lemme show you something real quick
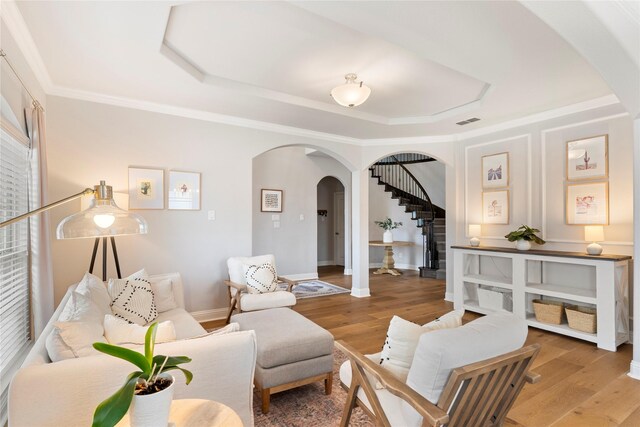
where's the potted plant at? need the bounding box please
[92,322,193,427]
[505,225,546,251]
[375,217,403,243]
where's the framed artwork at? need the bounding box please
[482,190,509,224]
[566,135,608,181]
[261,189,283,212]
[566,182,609,225]
[168,171,201,210]
[482,152,509,189]
[128,167,164,209]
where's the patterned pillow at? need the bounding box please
[242,263,278,294]
[108,277,158,325]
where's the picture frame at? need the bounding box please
[168,171,201,210]
[482,152,509,189]
[482,190,509,224]
[261,189,283,212]
[128,167,164,210]
[566,182,609,225]
[566,134,608,181]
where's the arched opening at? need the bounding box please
[316,176,346,274]
[367,152,447,280]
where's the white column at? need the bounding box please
[350,169,370,297]
[630,117,640,379]
[344,182,353,275]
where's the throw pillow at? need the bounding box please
[45,292,106,362]
[103,315,176,344]
[108,278,158,325]
[75,272,111,316]
[150,278,178,313]
[379,310,465,382]
[242,263,278,294]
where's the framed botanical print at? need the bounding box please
[482,152,509,189]
[128,167,164,209]
[482,190,509,224]
[566,182,609,225]
[168,171,201,210]
[261,189,283,212]
[566,135,608,181]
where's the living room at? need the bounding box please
[1,1,639,426]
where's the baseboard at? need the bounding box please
[344,268,353,275]
[445,292,454,302]
[629,360,640,380]
[190,308,228,323]
[282,272,319,281]
[369,263,419,271]
[350,287,371,298]
[317,260,334,267]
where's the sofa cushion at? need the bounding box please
[243,263,278,294]
[401,312,528,426]
[150,278,178,312]
[379,310,464,382]
[104,315,176,344]
[155,308,207,339]
[74,272,111,316]
[108,277,158,325]
[240,291,296,311]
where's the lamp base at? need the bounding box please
[587,242,603,255]
[470,237,480,247]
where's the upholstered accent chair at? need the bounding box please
[225,254,297,323]
[338,312,541,427]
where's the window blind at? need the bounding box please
[0,125,31,424]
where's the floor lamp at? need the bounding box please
[1,181,148,280]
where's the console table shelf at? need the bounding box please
[452,245,631,351]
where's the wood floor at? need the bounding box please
[204,266,640,426]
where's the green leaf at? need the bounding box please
[145,322,158,367]
[161,366,194,385]
[153,355,191,367]
[93,343,150,373]
[92,371,142,427]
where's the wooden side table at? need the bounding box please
[369,240,414,276]
[116,399,242,427]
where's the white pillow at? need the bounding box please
[46,292,106,362]
[379,310,465,382]
[150,278,178,313]
[75,272,111,316]
[242,263,278,294]
[108,277,158,325]
[104,315,176,344]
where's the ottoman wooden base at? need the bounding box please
[258,372,333,414]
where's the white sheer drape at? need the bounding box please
[26,102,54,338]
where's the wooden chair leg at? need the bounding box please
[325,372,333,395]
[225,297,237,324]
[261,388,271,414]
[340,379,359,427]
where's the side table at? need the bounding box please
[369,240,414,276]
[116,399,242,427]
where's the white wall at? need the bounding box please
[405,161,446,209]
[317,176,344,264]
[252,148,350,276]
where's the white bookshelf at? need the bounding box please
[452,245,631,351]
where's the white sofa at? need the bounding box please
[9,273,257,427]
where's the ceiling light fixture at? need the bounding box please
[331,73,371,107]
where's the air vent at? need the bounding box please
[456,117,481,126]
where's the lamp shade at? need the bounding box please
[57,181,147,239]
[584,225,604,242]
[331,73,371,107]
[468,224,482,237]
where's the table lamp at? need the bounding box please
[469,224,482,247]
[584,225,604,255]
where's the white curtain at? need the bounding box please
[26,101,54,337]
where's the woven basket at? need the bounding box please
[532,299,564,324]
[565,305,597,333]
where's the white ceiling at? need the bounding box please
[12,1,614,139]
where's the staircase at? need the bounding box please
[370,154,446,279]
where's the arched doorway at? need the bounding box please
[316,176,346,270]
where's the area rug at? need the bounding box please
[253,347,374,427]
[278,280,350,300]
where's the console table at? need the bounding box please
[369,240,413,276]
[452,245,631,351]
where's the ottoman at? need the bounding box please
[231,308,334,413]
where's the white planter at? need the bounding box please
[515,240,531,251]
[129,373,174,427]
[383,230,393,243]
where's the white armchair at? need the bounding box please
[225,254,297,323]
